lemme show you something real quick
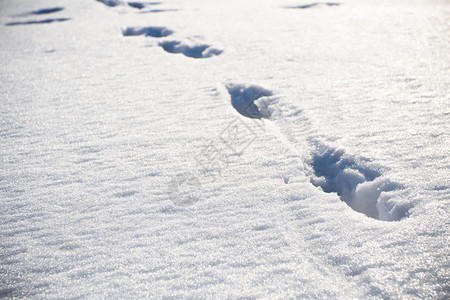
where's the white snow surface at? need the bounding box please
[1,0,449,298]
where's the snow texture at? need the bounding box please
[1,0,449,298]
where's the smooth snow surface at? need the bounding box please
[1,0,449,298]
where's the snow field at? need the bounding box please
[1,0,449,298]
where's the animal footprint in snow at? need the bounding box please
[12,7,64,17]
[122,26,173,37]
[96,0,122,7]
[7,6,69,26]
[6,18,70,26]
[307,142,407,221]
[159,40,222,59]
[225,83,275,119]
[95,0,177,12]
[127,1,161,9]
[286,2,340,9]
[121,27,220,59]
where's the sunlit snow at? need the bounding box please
[1,0,449,298]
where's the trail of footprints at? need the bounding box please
[97,0,178,12]
[6,6,70,26]
[122,25,222,58]
[5,1,406,221]
[93,0,221,59]
[224,84,408,222]
[95,0,408,221]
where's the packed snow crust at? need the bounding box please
[1,0,449,298]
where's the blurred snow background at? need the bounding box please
[0,0,449,298]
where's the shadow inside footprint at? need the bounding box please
[226,83,273,119]
[96,0,121,7]
[159,40,222,59]
[122,26,173,37]
[308,142,407,221]
[6,18,70,26]
[128,2,146,9]
[128,2,161,9]
[139,9,179,13]
[28,7,64,15]
[140,9,178,13]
